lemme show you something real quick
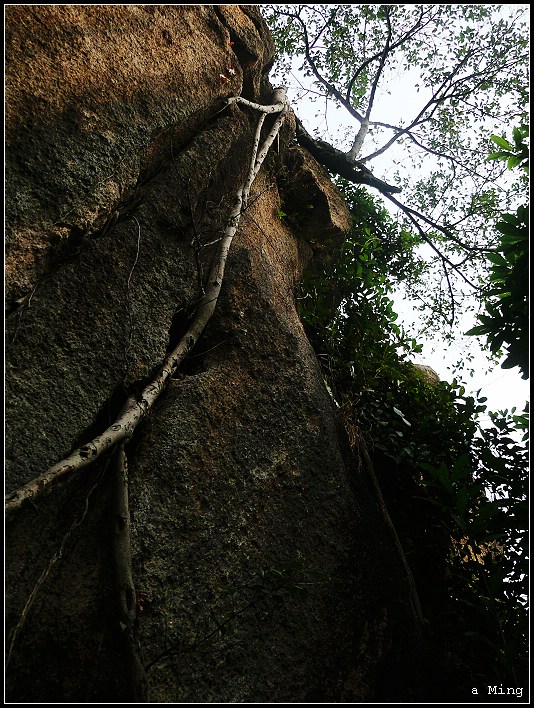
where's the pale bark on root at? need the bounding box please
[5,90,288,515]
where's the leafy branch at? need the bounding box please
[465,126,529,378]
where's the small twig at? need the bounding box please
[8,276,46,346]
[384,192,481,290]
[145,593,261,671]
[185,337,235,360]
[196,235,224,250]
[125,217,142,360]
[187,185,207,295]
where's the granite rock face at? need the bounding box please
[5,6,423,702]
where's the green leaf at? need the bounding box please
[486,252,508,266]
[486,151,507,162]
[490,134,513,150]
[507,155,524,169]
[393,406,411,426]
[465,325,489,336]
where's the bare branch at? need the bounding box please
[344,6,433,104]
[365,8,392,120]
[361,50,524,163]
[383,191,481,293]
[347,8,392,161]
[308,5,338,52]
[385,191,487,257]
[387,129,501,188]
[277,8,365,124]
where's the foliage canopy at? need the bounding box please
[264,3,529,333]
[297,181,528,698]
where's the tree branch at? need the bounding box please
[345,6,432,104]
[277,8,365,124]
[359,48,478,163]
[360,49,523,164]
[384,191,487,256]
[383,191,480,294]
[308,5,338,53]
[295,118,401,194]
[346,9,391,162]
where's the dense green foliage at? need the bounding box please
[466,126,529,378]
[297,184,529,697]
[299,183,475,466]
[419,407,529,693]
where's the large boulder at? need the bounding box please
[5,6,424,702]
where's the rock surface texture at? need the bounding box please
[6,6,424,702]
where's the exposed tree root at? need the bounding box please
[6,90,289,701]
[343,417,424,627]
[112,442,149,701]
[5,88,288,514]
